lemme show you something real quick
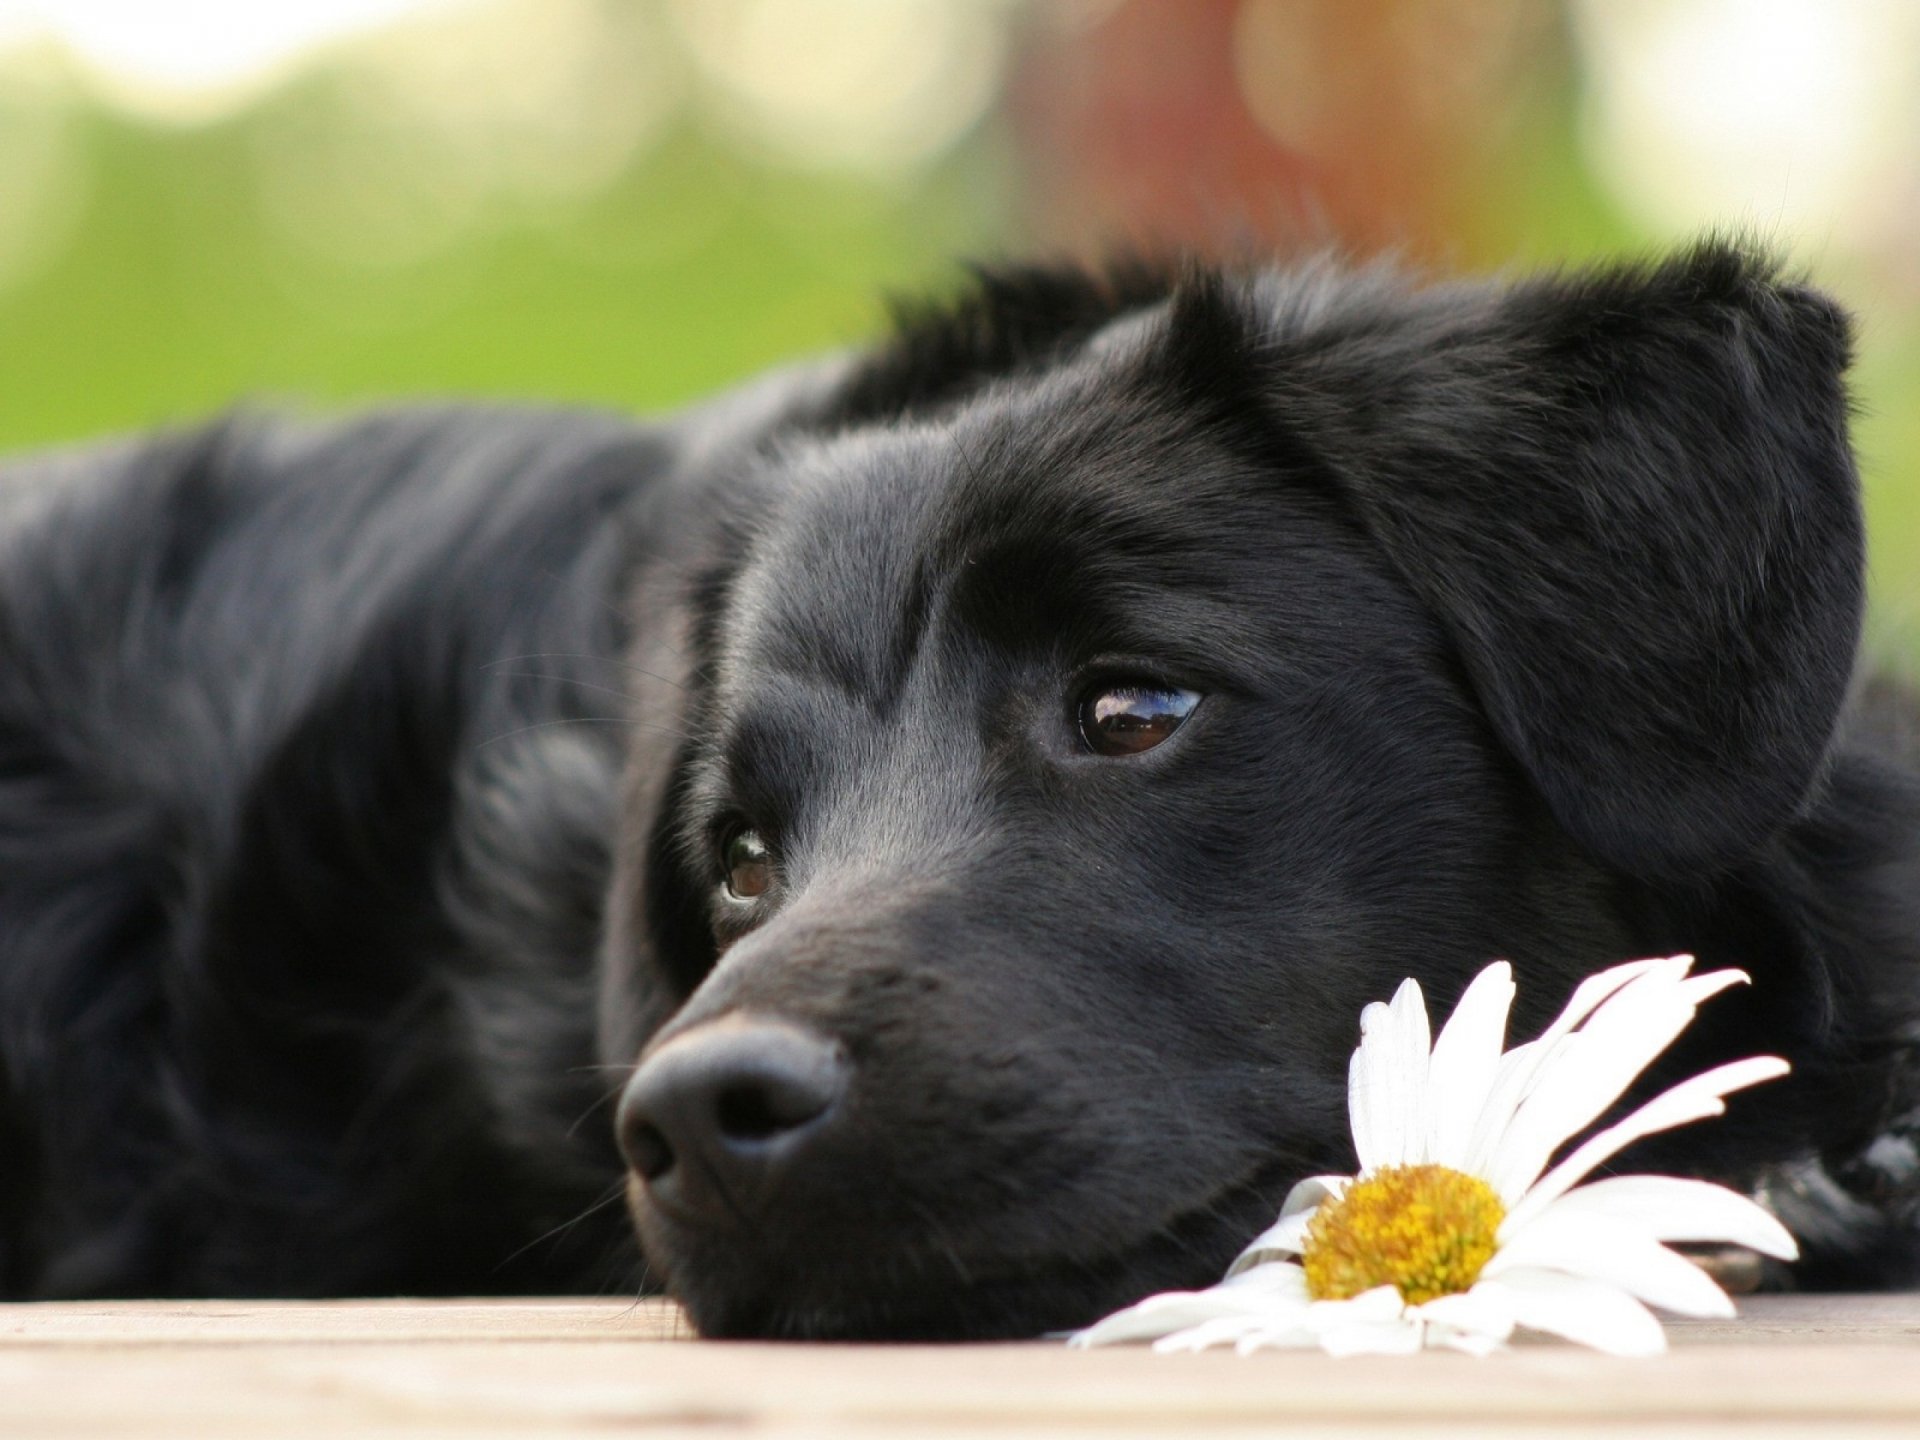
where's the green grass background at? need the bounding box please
[2,21,1916,670]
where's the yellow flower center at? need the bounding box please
[1301,1164,1506,1306]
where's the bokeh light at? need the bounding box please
[1573,0,1920,247]
[666,0,1009,176]
[0,0,464,121]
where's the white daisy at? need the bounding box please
[1069,955,1799,1357]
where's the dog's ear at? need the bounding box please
[1247,242,1865,877]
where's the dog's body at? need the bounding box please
[3,244,1919,1335]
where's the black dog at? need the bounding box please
[2,241,1918,1337]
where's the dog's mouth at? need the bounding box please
[633,1153,1312,1340]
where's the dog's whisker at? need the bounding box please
[480,652,691,694]
[475,716,698,750]
[586,591,721,687]
[487,671,644,710]
[566,1073,633,1141]
[903,1197,974,1289]
[491,1178,630,1275]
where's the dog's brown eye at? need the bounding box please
[722,829,774,901]
[1077,684,1201,757]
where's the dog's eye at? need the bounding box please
[722,829,774,901]
[1077,683,1201,757]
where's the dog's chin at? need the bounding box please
[677,1263,1141,1341]
[659,1240,1219,1342]
[632,1166,1297,1341]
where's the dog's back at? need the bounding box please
[0,410,669,1295]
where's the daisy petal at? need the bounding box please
[1391,979,1434,1164]
[1539,1176,1798,1260]
[1460,959,1684,1178]
[1070,1298,1235,1349]
[1160,1313,1312,1353]
[1308,1284,1405,1327]
[1228,1176,1348,1275]
[1154,1318,1259,1353]
[1351,981,1430,1170]
[1288,1287,1422,1355]
[1229,1211,1313,1270]
[1485,1209,1734,1317]
[1486,964,1749,1202]
[1521,957,1688,1062]
[1473,1268,1668,1356]
[1228,1321,1320,1354]
[1411,1286,1518,1346]
[1461,1035,1568,1177]
[1279,1174,1349,1216]
[1428,1324,1507,1356]
[1067,1265,1310,1347]
[1348,1002,1390,1171]
[1425,962,1515,1169]
[1505,1056,1791,1229]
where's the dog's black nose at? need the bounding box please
[617,1017,849,1218]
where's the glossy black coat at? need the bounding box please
[2,242,1916,1333]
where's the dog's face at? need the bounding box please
[601,248,1865,1337]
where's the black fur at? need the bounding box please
[2,241,1917,1333]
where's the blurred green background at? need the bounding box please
[3,0,1919,661]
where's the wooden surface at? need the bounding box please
[3,1295,1919,1437]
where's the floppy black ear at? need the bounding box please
[1259,242,1865,877]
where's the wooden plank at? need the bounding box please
[6,1337,1920,1438]
[0,1297,690,1346]
[1665,1293,1920,1341]
[4,1293,1912,1346]
[0,1296,1917,1438]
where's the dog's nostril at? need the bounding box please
[624,1120,675,1182]
[715,1076,827,1142]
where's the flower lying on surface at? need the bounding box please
[1069,956,1798,1357]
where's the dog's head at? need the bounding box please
[599,244,1863,1337]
